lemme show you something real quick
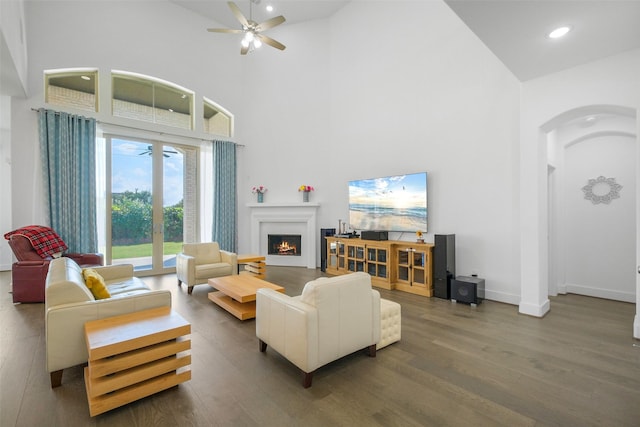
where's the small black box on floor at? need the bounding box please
[361,230,388,241]
[451,276,485,306]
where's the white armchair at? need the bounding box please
[176,242,237,295]
[256,272,381,388]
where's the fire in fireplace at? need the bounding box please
[268,234,302,256]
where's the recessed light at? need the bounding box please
[548,26,571,39]
[266,5,273,12]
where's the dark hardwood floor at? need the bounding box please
[1,267,639,426]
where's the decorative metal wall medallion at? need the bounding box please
[582,176,622,204]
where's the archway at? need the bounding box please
[520,104,638,338]
[544,106,636,302]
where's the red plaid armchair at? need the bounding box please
[5,226,103,303]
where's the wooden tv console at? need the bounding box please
[325,237,434,297]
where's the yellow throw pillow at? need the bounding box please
[82,268,111,300]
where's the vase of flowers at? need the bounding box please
[416,230,424,243]
[298,185,314,202]
[252,185,267,203]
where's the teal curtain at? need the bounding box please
[212,140,237,252]
[38,109,98,253]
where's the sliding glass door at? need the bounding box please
[107,136,187,275]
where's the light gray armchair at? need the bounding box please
[176,242,237,294]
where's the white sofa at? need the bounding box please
[256,272,381,388]
[45,257,172,387]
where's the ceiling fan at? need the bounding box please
[207,1,286,55]
[139,145,178,158]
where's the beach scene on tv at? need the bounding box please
[349,172,428,232]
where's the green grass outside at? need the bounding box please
[112,241,183,259]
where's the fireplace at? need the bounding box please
[268,234,301,256]
[249,202,319,268]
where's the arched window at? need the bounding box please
[44,68,233,138]
[204,97,233,138]
[45,68,98,112]
[112,71,194,131]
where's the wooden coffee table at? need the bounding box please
[208,275,284,320]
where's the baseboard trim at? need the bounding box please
[519,299,550,318]
[484,289,520,306]
[564,283,635,303]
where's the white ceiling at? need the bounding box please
[170,0,349,29]
[172,0,640,82]
[444,0,640,81]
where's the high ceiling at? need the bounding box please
[172,0,640,82]
[170,0,349,29]
[444,0,640,81]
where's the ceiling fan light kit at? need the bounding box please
[207,1,286,55]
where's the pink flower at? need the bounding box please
[252,185,267,194]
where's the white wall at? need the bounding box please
[0,0,28,96]
[238,1,522,304]
[563,134,635,301]
[0,96,12,271]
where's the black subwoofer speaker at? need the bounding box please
[451,276,485,305]
[433,234,455,299]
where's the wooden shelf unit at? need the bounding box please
[237,254,266,279]
[325,237,434,296]
[83,307,191,417]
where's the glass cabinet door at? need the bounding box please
[412,251,426,285]
[347,244,365,272]
[338,242,345,269]
[328,241,338,269]
[366,247,388,279]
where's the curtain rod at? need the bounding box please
[30,107,245,146]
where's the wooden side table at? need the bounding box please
[237,254,266,279]
[83,307,191,416]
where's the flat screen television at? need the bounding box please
[349,172,428,232]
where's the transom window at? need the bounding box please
[112,71,194,131]
[43,68,233,138]
[204,97,233,138]
[45,69,98,112]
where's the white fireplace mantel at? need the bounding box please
[248,203,319,269]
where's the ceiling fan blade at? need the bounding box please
[256,34,286,51]
[227,1,249,28]
[240,43,250,55]
[207,28,244,34]
[256,15,285,32]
